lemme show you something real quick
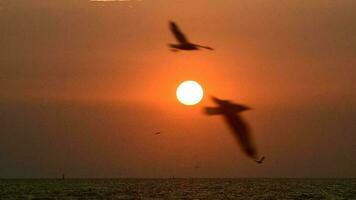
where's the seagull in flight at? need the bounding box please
[204,96,265,164]
[168,21,214,51]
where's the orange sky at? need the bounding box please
[0,0,355,178]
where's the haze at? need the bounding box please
[0,0,355,178]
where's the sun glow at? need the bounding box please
[176,80,204,106]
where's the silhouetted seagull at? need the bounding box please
[154,132,161,135]
[169,21,214,51]
[204,96,264,164]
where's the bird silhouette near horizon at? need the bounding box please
[168,21,214,51]
[204,96,265,164]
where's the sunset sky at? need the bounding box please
[0,0,355,178]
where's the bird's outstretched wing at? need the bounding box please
[170,21,189,44]
[224,115,258,160]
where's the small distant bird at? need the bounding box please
[154,132,161,135]
[256,156,265,164]
[169,21,214,51]
[204,96,265,164]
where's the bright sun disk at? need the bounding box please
[176,80,204,106]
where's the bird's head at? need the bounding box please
[234,104,252,112]
[211,96,225,104]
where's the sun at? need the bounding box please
[176,80,204,106]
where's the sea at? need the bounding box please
[0,178,355,199]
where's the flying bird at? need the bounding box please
[154,132,161,135]
[169,21,214,51]
[204,96,264,164]
[256,156,265,164]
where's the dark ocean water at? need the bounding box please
[0,179,355,199]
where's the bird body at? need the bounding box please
[205,96,264,164]
[169,21,213,51]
